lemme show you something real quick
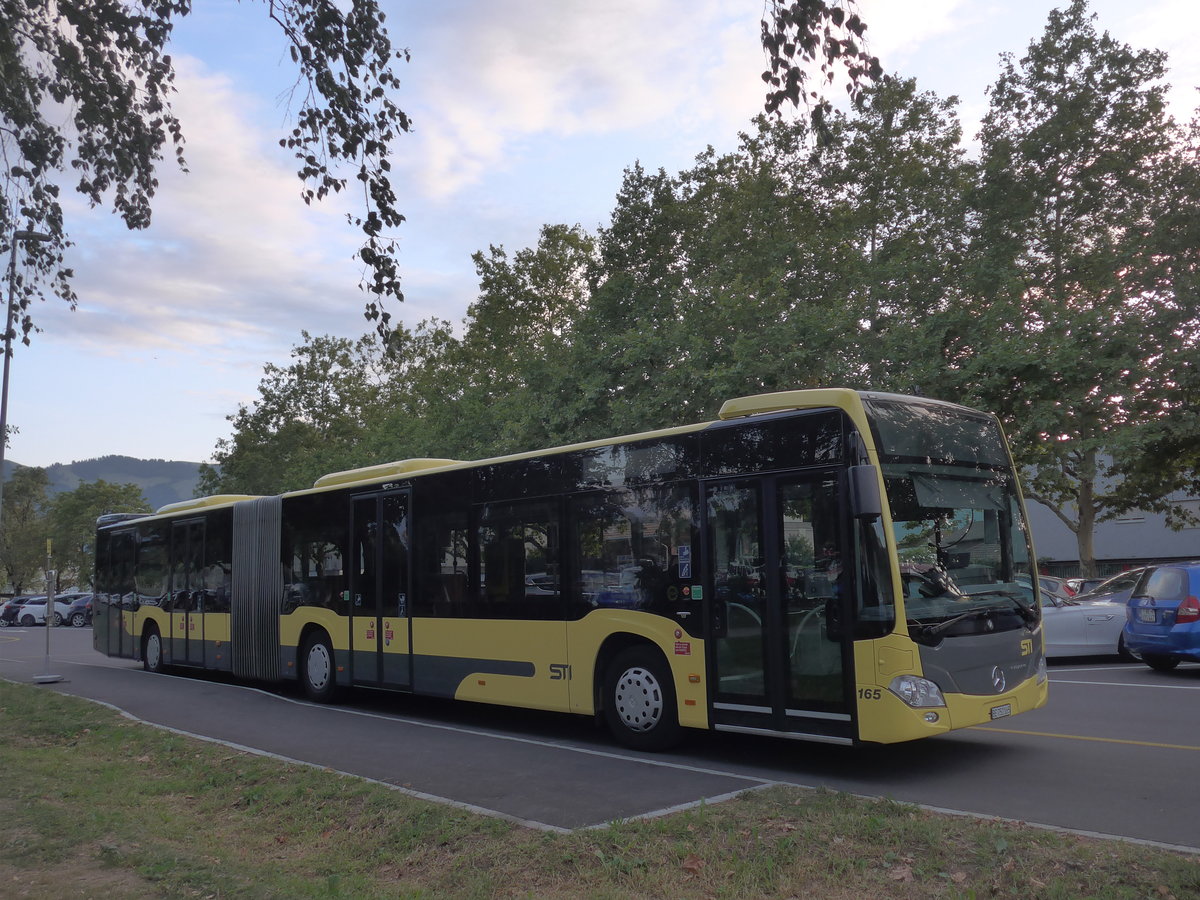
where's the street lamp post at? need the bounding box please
[0,228,53,551]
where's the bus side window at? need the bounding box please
[282,493,350,616]
[415,513,469,618]
[478,500,560,620]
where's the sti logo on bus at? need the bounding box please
[549,663,572,681]
[1020,639,1034,657]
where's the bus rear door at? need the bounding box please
[170,519,206,666]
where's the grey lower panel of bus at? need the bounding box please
[918,627,1040,696]
[712,701,854,743]
[714,724,854,746]
[411,656,536,698]
[232,496,283,681]
[276,643,536,696]
[166,638,234,673]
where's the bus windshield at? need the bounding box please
[864,398,1038,640]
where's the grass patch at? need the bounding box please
[1,680,1197,898]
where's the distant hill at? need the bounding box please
[2,456,204,512]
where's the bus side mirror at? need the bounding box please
[849,465,882,521]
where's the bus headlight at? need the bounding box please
[1036,657,1047,685]
[889,675,946,708]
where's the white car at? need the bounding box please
[1041,593,1131,659]
[13,596,73,627]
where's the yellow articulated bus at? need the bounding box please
[93,389,1047,750]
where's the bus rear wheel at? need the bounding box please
[143,627,166,674]
[300,631,339,703]
[603,645,681,751]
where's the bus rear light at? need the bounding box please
[1176,596,1200,624]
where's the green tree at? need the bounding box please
[201,319,467,494]
[1,0,410,338]
[551,81,969,438]
[1,466,49,594]
[958,0,1197,575]
[450,223,596,453]
[47,480,150,589]
[808,77,972,392]
[569,162,692,434]
[201,331,390,495]
[354,316,461,460]
[1104,111,1200,511]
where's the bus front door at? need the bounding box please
[350,492,412,689]
[706,473,853,744]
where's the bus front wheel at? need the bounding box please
[300,631,339,703]
[603,645,682,751]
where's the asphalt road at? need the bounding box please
[2,625,1198,850]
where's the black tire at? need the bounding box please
[1143,653,1179,672]
[71,612,87,628]
[142,627,166,673]
[602,645,682,751]
[51,612,63,627]
[1117,633,1135,662]
[300,630,340,703]
[20,614,35,627]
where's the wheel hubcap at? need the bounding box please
[147,635,161,669]
[306,644,331,691]
[613,665,663,732]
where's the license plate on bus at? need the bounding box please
[1137,608,1157,623]
[990,703,1012,720]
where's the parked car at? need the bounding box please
[15,596,73,627]
[1016,576,1067,602]
[1041,592,1131,658]
[63,593,93,627]
[1123,562,1200,671]
[0,596,39,627]
[1036,575,1079,598]
[1074,568,1148,605]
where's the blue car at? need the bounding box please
[1122,563,1200,671]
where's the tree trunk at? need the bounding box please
[1075,449,1099,578]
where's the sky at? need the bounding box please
[7,0,1199,471]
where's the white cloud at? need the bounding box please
[402,0,764,198]
[56,55,370,364]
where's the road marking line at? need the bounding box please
[1052,678,1200,690]
[976,726,1200,751]
[1052,664,1138,673]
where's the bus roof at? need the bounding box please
[111,388,977,519]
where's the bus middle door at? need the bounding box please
[350,492,412,689]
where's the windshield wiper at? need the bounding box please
[968,589,1040,627]
[908,608,998,644]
